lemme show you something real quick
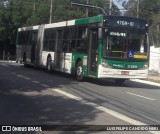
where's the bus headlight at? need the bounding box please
[101,59,111,68]
[140,63,148,69]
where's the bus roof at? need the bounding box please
[75,15,103,25]
[44,15,103,29]
[18,15,103,31]
[18,15,148,31]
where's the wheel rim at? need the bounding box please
[77,66,82,76]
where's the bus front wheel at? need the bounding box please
[76,61,83,81]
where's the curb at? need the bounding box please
[147,77,160,84]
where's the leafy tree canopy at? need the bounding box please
[123,0,160,46]
[0,0,120,43]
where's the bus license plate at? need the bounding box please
[121,71,129,75]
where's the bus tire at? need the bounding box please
[76,61,83,81]
[47,57,52,73]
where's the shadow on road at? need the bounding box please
[84,77,160,90]
[0,61,103,134]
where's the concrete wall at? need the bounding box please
[149,46,160,75]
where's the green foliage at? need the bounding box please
[0,0,120,48]
[124,0,160,47]
[124,0,160,21]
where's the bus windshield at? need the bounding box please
[103,29,148,60]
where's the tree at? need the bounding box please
[124,0,160,47]
[0,0,121,59]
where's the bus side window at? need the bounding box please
[76,26,88,53]
[18,31,25,45]
[49,29,56,52]
[69,27,77,52]
[62,41,68,52]
[49,40,55,51]
[43,29,49,51]
[31,31,37,43]
[43,41,48,51]
[62,28,69,52]
[57,30,63,52]
[25,31,31,45]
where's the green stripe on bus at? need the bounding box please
[107,60,145,69]
[75,16,103,25]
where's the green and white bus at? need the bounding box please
[16,15,149,82]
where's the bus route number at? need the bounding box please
[117,21,134,27]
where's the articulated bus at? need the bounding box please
[16,15,149,83]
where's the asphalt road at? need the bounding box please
[0,60,160,134]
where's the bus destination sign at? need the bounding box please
[116,20,134,27]
[103,16,147,29]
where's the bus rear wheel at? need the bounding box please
[47,57,52,73]
[76,61,83,81]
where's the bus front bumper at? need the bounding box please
[98,65,148,79]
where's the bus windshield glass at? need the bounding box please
[103,29,148,60]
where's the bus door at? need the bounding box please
[55,30,63,69]
[88,28,98,76]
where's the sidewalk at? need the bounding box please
[131,72,160,87]
[147,72,160,83]
[148,75,160,83]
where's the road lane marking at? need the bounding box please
[17,75,31,80]
[17,75,24,77]
[23,77,31,80]
[12,72,16,75]
[126,92,155,101]
[32,81,40,84]
[51,88,158,134]
[40,84,50,88]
